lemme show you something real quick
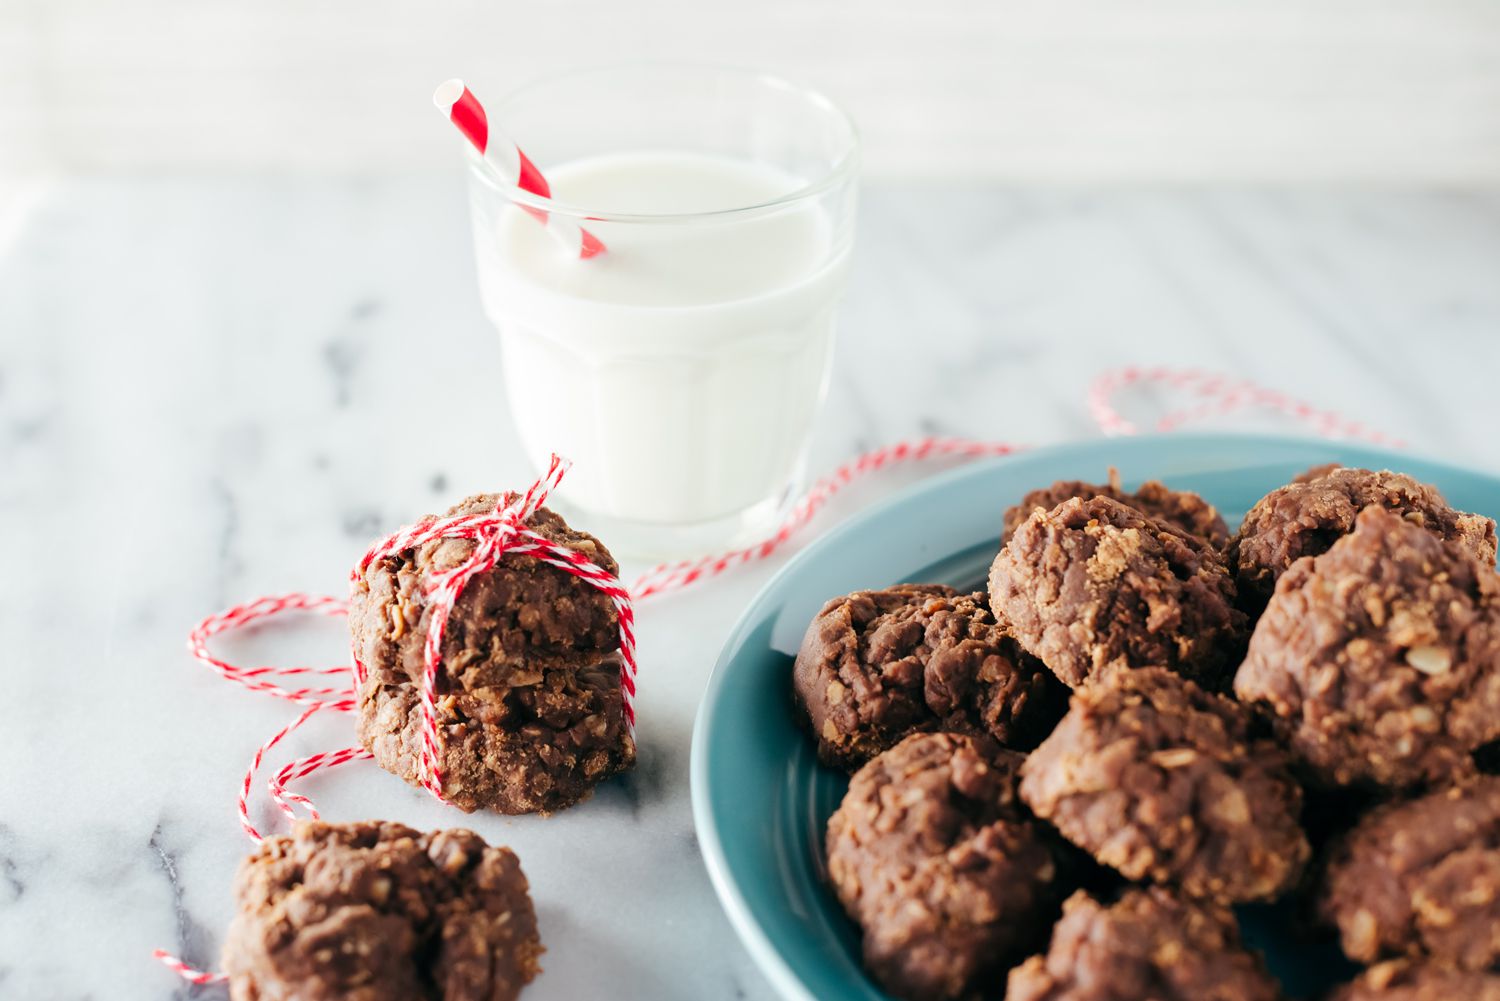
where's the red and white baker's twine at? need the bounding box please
[433,79,605,260]
[629,437,1024,598]
[1088,366,1406,448]
[157,368,1399,984]
[629,367,1404,598]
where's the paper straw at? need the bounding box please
[433,78,605,260]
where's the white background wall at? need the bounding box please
[3,0,1500,183]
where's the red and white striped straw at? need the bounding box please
[433,78,605,260]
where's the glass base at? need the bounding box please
[550,481,799,563]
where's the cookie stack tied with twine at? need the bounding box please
[350,455,637,815]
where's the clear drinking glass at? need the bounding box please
[467,63,859,556]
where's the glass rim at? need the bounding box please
[466,60,860,225]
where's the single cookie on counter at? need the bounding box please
[989,495,1246,689]
[1319,777,1500,971]
[350,494,635,814]
[1006,887,1283,1001]
[1328,960,1500,1001]
[1229,466,1497,612]
[1001,469,1230,549]
[1020,667,1308,903]
[221,820,542,1001]
[1235,506,1500,791]
[826,732,1063,1001]
[793,584,1066,771]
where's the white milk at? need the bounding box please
[472,151,849,544]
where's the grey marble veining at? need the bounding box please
[1,176,1498,1000]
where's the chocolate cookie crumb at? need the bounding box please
[221,820,541,1001]
[1329,960,1500,1001]
[1020,667,1308,903]
[350,495,634,813]
[794,585,1066,770]
[989,495,1245,689]
[1230,467,1497,611]
[826,732,1061,1001]
[1006,887,1282,1001]
[1235,506,1500,790]
[1320,776,1500,970]
[1002,469,1230,549]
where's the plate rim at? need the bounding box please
[688,431,1492,1001]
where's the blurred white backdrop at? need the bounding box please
[3,0,1499,184]
[6,7,1500,1000]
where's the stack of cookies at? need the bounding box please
[797,466,1500,1001]
[350,493,637,814]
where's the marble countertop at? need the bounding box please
[2,177,1498,999]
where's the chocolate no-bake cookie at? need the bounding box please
[361,659,633,814]
[1235,506,1500,790]
[989,496,1246,689]
[1320,777,1500,970]
[350,495,622,684]
[1002,470,1230,549]
[1020,667,1308,903]
[1329,961,1500,1001]
[1006,887,1282,1001]
[793,584,1066,770]
[826,732,1062,1001]
[350,495,634,813]
[1230,467,1497,611]
[221,820,542,1001]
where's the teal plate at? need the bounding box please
[690,433,1500,1001]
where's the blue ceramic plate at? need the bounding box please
[690,433,1500,1001]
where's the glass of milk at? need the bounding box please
[467,63,858,557]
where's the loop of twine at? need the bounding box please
[1087,365,1406,448]
[157,367,1400,984]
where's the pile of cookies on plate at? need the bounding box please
[794,466,1500,1001]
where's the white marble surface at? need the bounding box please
[2,177,1499,999]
